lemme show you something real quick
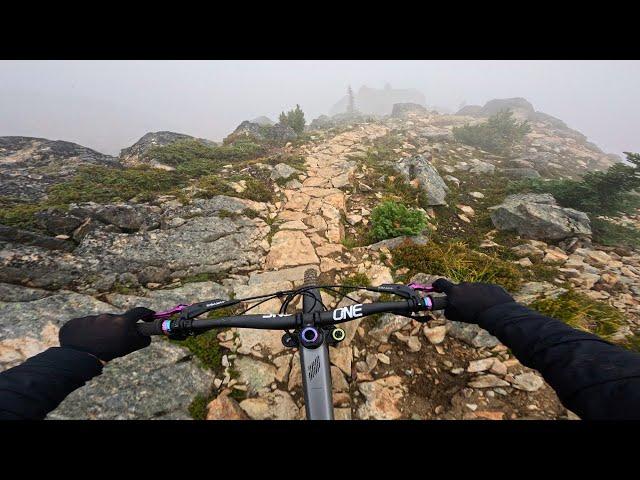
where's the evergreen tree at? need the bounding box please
[346,85,355,115]
[278,105,306,135]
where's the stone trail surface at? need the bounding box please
[2,112,635,421]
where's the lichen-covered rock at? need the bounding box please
[68,202,162,232]
[48,340,215,419]
[489,193,591,240]
[395,154,449,205]
[0,224,75,252]
[0,291,117,371]
[270,163,300,181]
[446,321,500,348]
[0,136,119,202]
[502,167,541,180]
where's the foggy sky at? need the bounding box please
[0,60,638,157]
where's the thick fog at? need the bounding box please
[0,60,638,157]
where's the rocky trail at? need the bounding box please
[1,100,639,420]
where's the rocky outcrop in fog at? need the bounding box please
[0,137,119,202]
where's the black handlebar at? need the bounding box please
[137,294,448,337]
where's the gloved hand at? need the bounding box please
[59,307,156,362]
[432,279,515,324]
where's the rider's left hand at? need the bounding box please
[59,307,156,362]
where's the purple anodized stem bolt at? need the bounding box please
[301,327,319,345]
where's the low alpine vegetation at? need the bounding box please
[453,109,531,155]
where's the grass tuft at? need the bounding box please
[392,240,523,291]
[529,290,626,340]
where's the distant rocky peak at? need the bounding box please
[250,116,275,126]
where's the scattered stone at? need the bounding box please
[239,390,299,420]
[357,376,404,420]
[206,390,249,420]
[467,358,495,373]
[468,374,510,388]
[511,372,544,392]
[423,325,447,345]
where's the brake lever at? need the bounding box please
[407,282,435,293]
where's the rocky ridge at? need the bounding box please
[0,136,119,202]
[1,102,638,420]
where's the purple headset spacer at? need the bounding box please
[300,326,319,344]
[161,320,172,335]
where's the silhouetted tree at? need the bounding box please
[346,85,355,115]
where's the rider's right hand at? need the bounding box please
[432,279,515,324]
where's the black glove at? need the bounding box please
[432,279,515,324]
[59,307,156,362]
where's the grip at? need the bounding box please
[137,319,166,336]
[430,296,448,311]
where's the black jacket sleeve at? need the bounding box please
[0,347,103,420]
[477,302,640,420]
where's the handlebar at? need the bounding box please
[137,294,448,337]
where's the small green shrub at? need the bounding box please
[337,272,371,297]
[278,105,306,135]
[0,200,45,230]
[529,290,626,340]
[193,174,235,199]
[370,201,429,242]
[392,241,523,292]
[48,165,183,205]
[453,109,530,155]
[242,208,259,219]
[511,151,640,217]
[241,178,274,203]
[591,218,640,249]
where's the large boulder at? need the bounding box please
[1,196,271,291]
[0,284,219,419]
[225,121,296,144]
[0,136,119,202]
[395,154,449,205]
[0,224,74,252]
[49,340,215,419]
[68,202,162,232]
[489,193,591,240]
